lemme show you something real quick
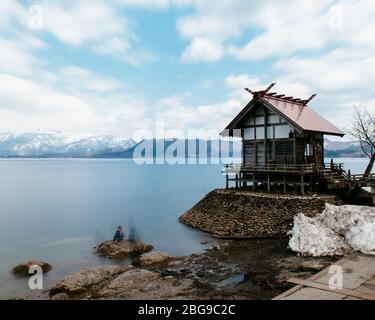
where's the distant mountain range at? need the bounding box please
[0,132,137,158]
[324,140,366,158]
[0,132,367,158]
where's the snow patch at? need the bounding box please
[288,213,351,257]
[321,204,375,255]
[289,204,375,256]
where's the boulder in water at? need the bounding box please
[95,240,153,258]
[12,260,52,277]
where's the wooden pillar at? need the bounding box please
[267,174,271,192]
[264,108,268,165]
[235,174,239,189]
[225,173,229,189]
[283,175,287,193]
[239,172,242,189]
[301,174,305,195]
[253,174,257,191]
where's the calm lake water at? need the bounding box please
[0,157,371,299]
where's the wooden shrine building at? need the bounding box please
[222,83,375,194]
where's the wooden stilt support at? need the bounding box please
[283,175,287,193]
[267,174,271,192]
[235,174,238,189]
[252,174,256,191]
[301,174,305,195]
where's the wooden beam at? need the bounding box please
[287,277,375,300]
[244,88,254,95]
[302,94,317,105]
[273,261,344,300]
[262,82,276,95]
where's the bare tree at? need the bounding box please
[350,106,375,176]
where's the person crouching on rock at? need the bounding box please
[113,226,125,243]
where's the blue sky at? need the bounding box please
[0,0,374,138]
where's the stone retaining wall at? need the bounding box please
[179,189,345,238]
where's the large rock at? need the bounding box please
[12,260,52,277]
[95,268,193,300]
[96,240,153,258]
[50,265,126,295]
[135,252,173,267]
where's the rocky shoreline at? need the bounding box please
[180,189,345,238]
[9,237,340,300]
[46,238,341,300]
[10,190,351,300]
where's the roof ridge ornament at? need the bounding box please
[244,83,317,106]
[244,82,276,96]
[301,94,317,106]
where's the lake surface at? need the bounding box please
[0,157,371,298]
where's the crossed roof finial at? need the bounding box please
[244,83,316,106]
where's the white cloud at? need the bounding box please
[176,0,375,62]
[225,74,261,90]
[182,37,223,62]
[0,73,146,136]
[0,0,26,30]
[59,66,126,93]
[42,0,126,46]
[113,0,171,9]
[0,35,46,77]
[36,0,158,64]
[155,78,256,131]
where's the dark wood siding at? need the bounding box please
[244,142,255,165]
[275,140,294,164]
[256,143,265,164]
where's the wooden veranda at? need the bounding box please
[223,160,375,196]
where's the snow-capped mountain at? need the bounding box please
[0,133,366,158]
[0,132,137,157]
[324,139,366,158]
[324,139,359,151]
